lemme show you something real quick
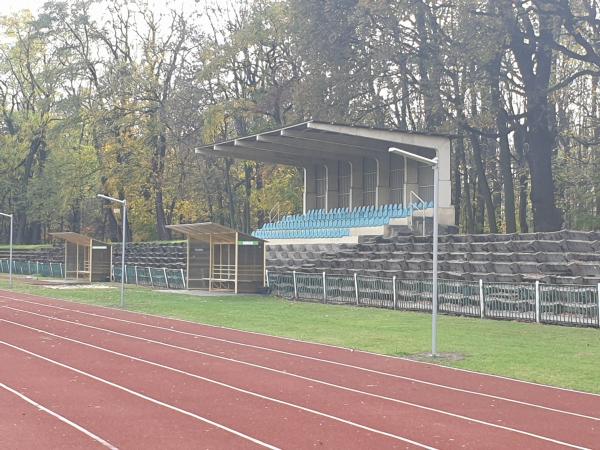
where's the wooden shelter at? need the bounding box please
[50,232,112,282]
[167,223,265,293]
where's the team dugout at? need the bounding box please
[167,222,266,294]
[50,232,112,282]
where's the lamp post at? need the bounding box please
[97,194,127,308]
[0,212,13,289]
[389,147,439,357]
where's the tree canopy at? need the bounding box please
[1,0,600,243]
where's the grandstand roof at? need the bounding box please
[50,232,106,247]
[196,120,452,166]
[166,222,263,244]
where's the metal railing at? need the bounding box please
[0,259,186,290]
[111,266,186,290]
[409,191,426,236]
[267,270,600,328]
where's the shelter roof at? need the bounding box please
[196,120,453,166]
[50,232,106,247]
[167,222,263,244]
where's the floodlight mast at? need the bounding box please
[97,194,127,308]
[389,147,440,357]
[0,212,13,289]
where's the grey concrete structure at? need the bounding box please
[198,121,456,226]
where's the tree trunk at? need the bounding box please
[470,133,498,233]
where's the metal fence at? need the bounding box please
[111,266,186,289]
[267,270,600,328]
[0,259,64,278]
[0,259,186,290]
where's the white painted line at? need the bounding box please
[4,290,599,399]
[2,297,598,423]
[0,319,436,450]
[0,382,118,450]
[0,313,593,450]
[0,340,279,450]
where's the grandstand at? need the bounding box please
[198,120,454,243]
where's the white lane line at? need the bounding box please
[2,297,598,423]
[0,318,436,450]
[4,291,599,399]
[0,314,592,450]
[0,382,118,450]
[0,340,279,450]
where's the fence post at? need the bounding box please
[354,273,359,306]
[180,269,186,289]
[148,267,154,287]
[392,276,397,310]
[597,283,600,329]
[135,266,139,285]
[163,268,169,289]
[535,280,541,323]
[265,269,269,288]
[293,271,298,299]
[322,271,327,303]
[479,279,485,319]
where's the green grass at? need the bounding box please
[1,277,599,394]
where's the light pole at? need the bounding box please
[389,147,439,357]
[0,212,13,289]
[97,194,127,308]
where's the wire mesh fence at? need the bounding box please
[267,270,600,328]
[0,259,65,278]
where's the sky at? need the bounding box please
[1,0,210,16]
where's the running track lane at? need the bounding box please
[0,382,111,449]
[1,305,598,449]
[0,291,597,449]
[0,341,270,449]
[0,311,583,449]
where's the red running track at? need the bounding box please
[0,289,598,449]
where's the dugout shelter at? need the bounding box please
[50,232,112,282]
[167,222,266,293]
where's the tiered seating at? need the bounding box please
[113,242,186,270]
[266,230,600,285]
[253,203,433,240]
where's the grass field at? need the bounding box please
[1,277,599,394]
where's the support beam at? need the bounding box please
[198,146,305,167]
[235,139,343,162]
[258,134,376,158]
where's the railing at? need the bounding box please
[268,203,281,223]
[0,259,186,290]
[0,259,64,278]
[111,266,186,289]
[409,191,426,236]
[267,270,600,329]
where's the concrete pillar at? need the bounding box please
[303,166,316,213]
[349,158,363,209]
[325,161,339,210]
[376,154,390,206]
